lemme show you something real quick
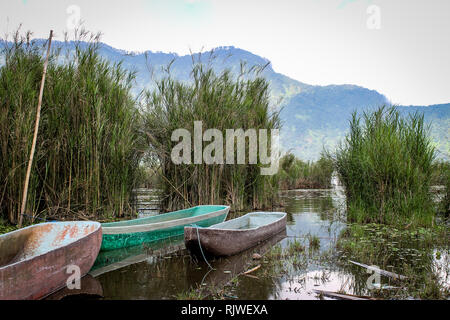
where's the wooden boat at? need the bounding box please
[101,205,230,251]
[0,221,102,300]
[184,211,287,257]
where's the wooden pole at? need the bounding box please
[18,30,53,228]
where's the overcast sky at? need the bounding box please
[1,0,449,105]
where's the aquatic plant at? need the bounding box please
[332,106,437,227]
[0,29,145,224]
[278,153,334,189]
[264,244,284,260]
[308,234,321,250]
[336,222,449,299]
[142,59,281,212]
[431,160,450,216]
[175,286,204,300]
[286,239,305,256]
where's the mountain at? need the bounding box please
[281,88,449,160]
[6,40,449,160]
[101,43,311,103]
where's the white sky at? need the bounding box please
[1,0,450,105]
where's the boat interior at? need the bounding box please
[0,222,99,267]
[102,205,228,227]
[209,212,286,230]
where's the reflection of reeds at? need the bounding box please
[0,30,144,224]
[333,106,436,227]
[142,60,281,212]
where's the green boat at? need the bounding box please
[100,205,230,251]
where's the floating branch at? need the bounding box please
[313,289,375,300]
[349,260,407,281]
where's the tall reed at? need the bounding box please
[0,30,144,223]
[278,153,333,189]
[332,106,436,227]
[142,61,281,212]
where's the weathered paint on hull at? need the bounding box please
[184,212,287,257]
[101,213,227,251]
[0,221,102,300]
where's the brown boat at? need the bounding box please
[184,211,287,257]
[0,221,102,300]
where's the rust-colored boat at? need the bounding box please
[0,221,102,300]
[184,211,287,257]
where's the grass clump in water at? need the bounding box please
[336,222,449,299]
[175,286,204,300]
[278,153,334,189]
[431,160,450,216]
[307,234,321,251]
[286,239,305,256]
[333,106,436,227]
[265,244,284,260]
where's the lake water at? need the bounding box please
[53,188,448,300]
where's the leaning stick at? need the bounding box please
[313,289,375,301]
[349,260,407,281]
[242,264,261,275]
[18,30,53,228]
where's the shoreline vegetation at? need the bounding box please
[278,153,334,190]
[0,31,144,226]
[0,29,448,300]
[332,106,446,228]
[141,59,282,213]
[0,31,448,234]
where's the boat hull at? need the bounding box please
[0,221,102,300]
[184,212,287,257]
[101,205,229,251]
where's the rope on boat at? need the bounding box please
[192,224,214,270]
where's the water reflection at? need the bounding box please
[94,231,287,299]
[266,270,355,300]
[45,275,103,300]
[89,189,448,300]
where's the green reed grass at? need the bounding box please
[431,160,449,216]
[142,60,281,212]
[0,30,144,224]
[332,106,436,227]
[278,153,333,189]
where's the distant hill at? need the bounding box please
[4,40,449,160]
[281,87,449,160]
[100,43,311,104]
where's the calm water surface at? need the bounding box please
[74,188,448,300]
